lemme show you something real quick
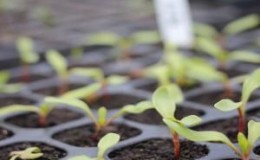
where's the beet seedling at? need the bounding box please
[214,69,260,133]
[164,118,260,160]
[0,71,23,94]
[86,31,160,60]
[16,37,39,83]
[152,84,203,159]
[9,147,43,160]
[68,133,120,160]
[41,96,152,137]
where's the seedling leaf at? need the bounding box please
[46,50,67,78]
[214,99,242,112]
[86,32,120,46]
[118,101,153,115]
[9,147,43,160]
[230,50,260,63]
[16,37,39,64]
[98,107,107,126]
[131,30,161,45]
[248,120,260,146]
[69,68,104,81]
[0,71,10,84]
[43,97,95,123]
[223,14,260,35]
[193,22,218,38]
[0,105,38,116]
[106,75,128,85]
[152,84,183,119]
[180,115,202,127]
[61,83,102,99]
[97,133,120,159]
[242,69,260,103]
[237,132,250,155]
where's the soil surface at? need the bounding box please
[0,142,67,160]
[124,105,204,125]
[187,89,258,106]
[5,108,83,128]
[109,139,208,160]
[194,117,249,143]
[254,145,260,156]
[0,127,13,140]
[32,83,83,96]
[53,123,141,147]
[0,96,36,107]
[87,93,145,109]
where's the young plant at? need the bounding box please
[9,147,43,160]
[16,36,39,82]
[46,50,108,95]
[40,96,152,138]
[0,71,23,94]
[68,133,120,160]
[152,84,203,159]
[214,69,260,133]
[63,67,128,102]
[86,30,160,60]
[164,118,260,160]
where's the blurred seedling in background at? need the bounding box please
[0,71,23,94]
[214,69,260,134]
[39,97,152,139]
[194,14,260,46]
[68,133,120,160]
[165,118,260,160]
[9,147,43,160]
[194,14,260,69]
[62,67,129,103]
[46,50,113,95]
[86,30,161,60]
[152,84,203,159]
[16,36,39,83]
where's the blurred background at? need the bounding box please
[0,0,259,56]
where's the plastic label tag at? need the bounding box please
[154,0,193,48]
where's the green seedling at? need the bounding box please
[63,67,128,102]
[9,147,43,160]
[164,119,260,160]
[86,30,160,60]
[0,71,23,94]
[68,133,120,160]
[46,50,109,95]
[16,36,39,83]
[214,69,260,133]
[40,96,152,137]
[152,84,203,159]
[194,14,260,40]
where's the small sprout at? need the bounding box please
[164,119,260,160]
[68,133,120,160]
[16,36,39,82]
[193,22,218,38]
[9,147,43,160]
[152,84,202,159]
[41,96,152,137]
[0,71,23,94]
[195,36,260,68]
[214,69,260,133]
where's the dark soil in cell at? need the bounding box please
[187,89,258,106]
[53,123,141,147]
[86,93,145,109]
[0,97,35,107]
[109,139,208,160]
[5,108,83,128]
[9,74,49,84]
[0,127,13,140]
[248,108,260,118]
[254,145,260,156]
[32,83,83,96]
[218,67,246,78]
[194,117,248,143]
[0,142,67,160]
[124,105,204,125]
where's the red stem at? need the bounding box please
[38,116,47,127]
[21,64,30,83]
[238,108,246,134]
[58,78,68,95]
[101,83,110,104]
[172,132,180,160]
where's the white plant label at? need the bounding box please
[154,0,193,48]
